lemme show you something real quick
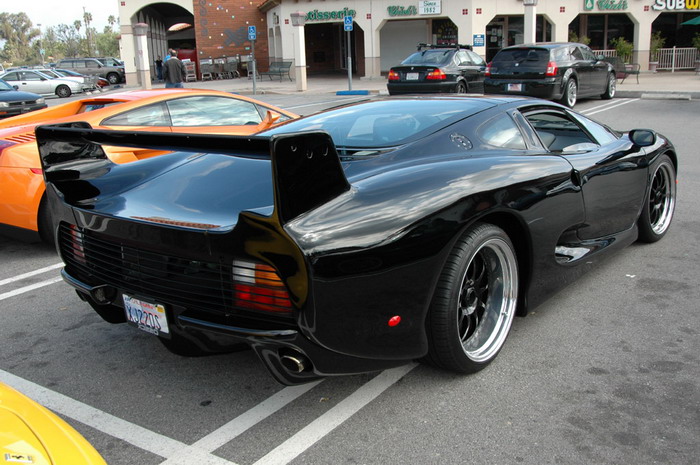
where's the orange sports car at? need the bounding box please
[0,88,297,242]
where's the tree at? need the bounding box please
[0,12,40,65]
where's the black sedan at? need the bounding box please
[0,79,46,119]
[37,96,677,385]
[484,42,617,107]
[387,44,486,95]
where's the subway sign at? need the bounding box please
[652,0,700,9]
[305,8,357,21]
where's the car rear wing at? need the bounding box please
[35,122,351,225]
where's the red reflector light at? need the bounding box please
[388,70,399,81]
[485,62,492,77]
[545,61,558,76]
[30,168,43,175]
[388,315,401,327]
[232,260,293,315]
[426,69,446,80]
[68,224,86,264]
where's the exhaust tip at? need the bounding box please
[280,353,309,373]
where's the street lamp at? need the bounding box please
[290,11,307,91]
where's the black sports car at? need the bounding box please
[387,44,486,95]
[37,96,677,385]
[484,42,617,108]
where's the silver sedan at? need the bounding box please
[0,69,84,98]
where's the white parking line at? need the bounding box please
[0,276,64,301]
[580,98,640,116]
[0,263,63,286]
[253,363,417,465]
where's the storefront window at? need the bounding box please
[433,19,457,45]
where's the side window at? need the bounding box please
[167,96,262,126]
[455,51,471,65]
[569,112,619,145]
[478,113,527,150]
[524,111,597,152]
[22,72,41,81]
[3,72,19,81]
[102,103,170,126]
[74,60,87,69]
[570,47,584,61]
[467,51,485,66]
[580,46,597,61]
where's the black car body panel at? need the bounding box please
[0,79,46,118]
[484,42,615,105]
[36,97,676,384]
[388,44,486,95]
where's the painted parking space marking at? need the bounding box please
[0,276,64,301]
[253,363,418,465]
[581,98,640,116]
[0,263,63,286]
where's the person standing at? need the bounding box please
[155,56,163,81]
[163,49,186,88]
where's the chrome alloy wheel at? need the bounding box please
[566,80,578,107]
[648,160,676,235]
[457,237,518,362]
[607,75,616,98]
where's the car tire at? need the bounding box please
[601,73,616,100]
[106,73,120,85]
[55,85,71,98]
[455,81,468,94]
[560,78,577,108]
[426,223,518,373]
[37,195,55,245]
[637,154,676,243]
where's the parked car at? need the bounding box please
[57,57,125,84]
[0,78,46,118]
[91,56,124,67]
[54,68,110,88]
[484,42,617,107]
[387,43,486,95]
[0,69,84,98]
[37,96,677,385]
[0,89,297,242]
[0,382,107,464]
[36,68,97,92]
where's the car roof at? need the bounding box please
[500,42,585,51]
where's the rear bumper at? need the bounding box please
[484,77,564,100]
[62,269,408,385]
[387,80,459,94]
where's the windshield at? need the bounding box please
[401,50,454,66]
[0,79,13,91]
[260,99,494,148]
[55,69,81,77]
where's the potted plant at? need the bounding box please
[649,31,665,72]
[610,37,634,64]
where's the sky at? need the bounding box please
[3,0,120,32]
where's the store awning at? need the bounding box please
[681,16,700,26]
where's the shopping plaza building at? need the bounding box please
[118,0,700,83]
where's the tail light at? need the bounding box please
[426,69,447,80]
[545,61,558,76]
[485,62,492,77]
[388,69,400,81]
[68,224,86,264]
[232,260,293,316]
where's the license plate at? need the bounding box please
[123,294,170,337]
[507,83,522,92]
[406,72,419,81]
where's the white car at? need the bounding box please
[38,68,97,91]
[0,69,83,98]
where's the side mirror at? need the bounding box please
[628,129,656,147]
[13,85,18,90]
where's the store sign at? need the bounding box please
[306,8,357,22]
[652,0,700,10]
[419,1,441,15]
[584,0,628,10]
[387,5,418,16]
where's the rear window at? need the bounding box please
[492,48,550,65]
[401,50,454,66]
[261,99,495,148]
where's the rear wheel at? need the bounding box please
[106,73,120,84]
[638,154,676,242]
[455,81,468,94]
[55,85,71,98]
[560,79,577,108]
[426,223,518,373]
[601,73,616,99]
